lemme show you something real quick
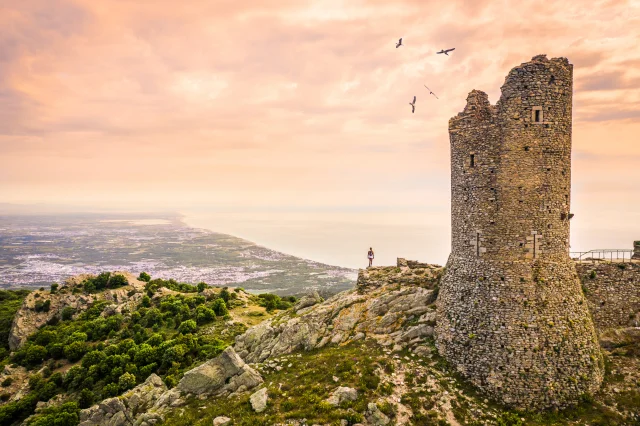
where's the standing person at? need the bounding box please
[367,247,375,267]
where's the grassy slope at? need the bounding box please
[163,338,640,426]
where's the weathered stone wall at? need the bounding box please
[633,241,640,259]
[436,55,604,411]
[577,262,640,331]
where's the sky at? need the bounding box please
[1,0,640,268]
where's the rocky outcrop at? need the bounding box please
[356,260,441,291]
[235,265,440,363]
[8,272,146,350]
[101,346,263,424]
[176,346,263,397]
[79,374,167,426]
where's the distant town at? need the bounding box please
[0,214,356,296]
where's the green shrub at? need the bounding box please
[141,296,151,308]
[78,388,95,409]
[64,341,87,362]
[211,299,228,317]
[164,375,178,388]
[118,372,137,391]
[102,383,119,398]
[138,272,151,282]
[61,307,75,321]
[377,401,396,418]
[109,274,128,288]
[24,401,80,426]
[496,412,524,426]
[50,283,59,294]
[34,300,51,313]
[25,345,47,366]
[177,320,197,335]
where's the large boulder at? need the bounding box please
[177,346,263,397]
[326,386,358,406]
[294,291,324,313]
[250,387,268,413]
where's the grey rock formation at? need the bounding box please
[250,387,268,413]
[80,347,263,425]
[177,346,263,397]
[79,374,167,426]
[326,386,358,406]
[213,417,232,426]
[234,267,440,364]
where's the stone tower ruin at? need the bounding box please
[435,55,604,409]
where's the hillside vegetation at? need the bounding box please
[0,272,292,425]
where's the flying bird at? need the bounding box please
[424,85,439,99]
[396,38,402,48]
[437,48,455,55]
[409,96,416,113]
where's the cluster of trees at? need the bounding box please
[142,276,200,294]
[0,272,298,425]
[257,293,297,312]
[81,272,128,293]
[1,286,234,425]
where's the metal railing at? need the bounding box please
[570,249,635,263]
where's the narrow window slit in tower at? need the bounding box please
[476,232,481,257]
[545,123,550,128]
[470,154,475,167]
[524,146,530,151]
[534,110,541,122]
[549,75,555,85]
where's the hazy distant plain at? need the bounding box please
[0,214,356,296]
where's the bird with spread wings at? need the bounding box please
[409,96,416,113]
[437,48,455,55]
[424,85,439,99]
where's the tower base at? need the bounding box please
[435,255,604,410]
